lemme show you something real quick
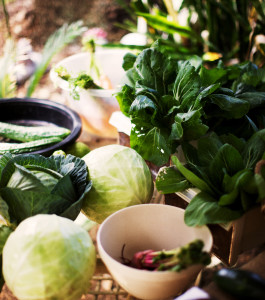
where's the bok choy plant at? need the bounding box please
[117,46,265,167]
[156,130,265,226]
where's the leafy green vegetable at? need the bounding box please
[117,47,265,166]
[156,131,265,225]
[0,153,91,224]
[55,67,103,100]
[3,214,96,300]
[82,145,154,223]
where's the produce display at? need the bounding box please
[117,46,265,167]
[117,45,265,225]
[122,239,211,271]
[82,144,154,223]
[0,121,71,154]
[2,214,96,300]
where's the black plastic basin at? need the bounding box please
[0,98,82,156]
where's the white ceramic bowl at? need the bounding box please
[97,204,213,300]
[50,49,128,138]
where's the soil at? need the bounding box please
[0,0,130,49]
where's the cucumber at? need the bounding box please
[214,268,265,300]
[0,137,62,154]
[0,121,71,142]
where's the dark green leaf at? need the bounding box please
[169,119,183,140]
[184,191,242,226]
[219,134,246,154]
[116,84,135,116]
[129,95,157,127]
[133,48,177,95]
[130,126,171,166]
[0,189,62,223]
[173,61,201,109]
[122,52,137,71]
[236,92,265,109]
[0,153,90,223]
[209,144,244,187]
[200,66,227,86]
[243,129,265,169]
[155,166,190,194]
[219,170,253,206]
[208,94,250,119]
[181,110,209,141]
[171,155,213,195]
[197,133,223,166]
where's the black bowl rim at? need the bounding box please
[0,97,82,156]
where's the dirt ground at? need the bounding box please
[0,0,129,48]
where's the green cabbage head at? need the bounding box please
[3,214,96,300]
[82,144,154,223]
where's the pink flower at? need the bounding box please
[83,27,108,40]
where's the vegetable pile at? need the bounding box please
[0,121,71,154]
[122,239,211,272]
[82,144,154,223]
[117,46,265,167]
[117,45,265,225]
[3,214,96,300]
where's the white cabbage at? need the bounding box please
[82,145,154,223]
[3,214,96,300]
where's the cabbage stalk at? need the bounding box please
[3,214,96,300]
[82,144,154,223]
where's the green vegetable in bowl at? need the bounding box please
[3,214,96,300]
[0,121,71,142]
[55,66,102,100]
[82,144,154,223]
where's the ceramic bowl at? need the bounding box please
[50,49,128,138]
[97,204,213,300]
[0,98,81,156]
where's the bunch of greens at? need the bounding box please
[156,130,265,226]
[116,46,265,167]
[55,66,102,100]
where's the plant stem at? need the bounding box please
[1,0,12,38]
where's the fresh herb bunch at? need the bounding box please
[116,45,265,167]
[55,66,102,100]
[156,130,265,226]
[122,239,211,271]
